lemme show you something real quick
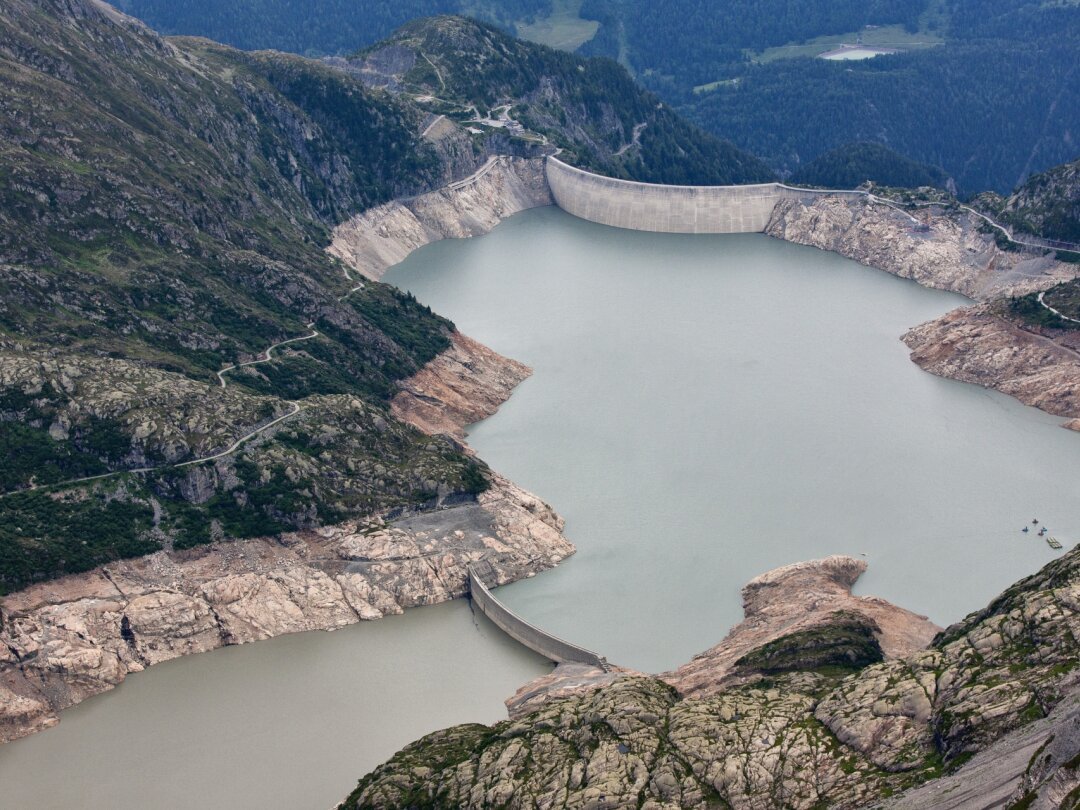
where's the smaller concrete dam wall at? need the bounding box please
[546,156,864,234]
[468,565,609,670]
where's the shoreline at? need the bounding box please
[4,159,1078,747]
[0,330,570,745]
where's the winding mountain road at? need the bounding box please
[1037,290,1080,325]
[216,324,320,388]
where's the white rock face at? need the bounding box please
[0,471,574,744]
[328,157,552,280]
[766,197,1076,300]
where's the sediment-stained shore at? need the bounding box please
[766,196,1080,429]
[0,330,569,744]
[328,157,552,281]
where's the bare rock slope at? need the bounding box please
[342,548,1080,809]
[391,332,532,441]
[328,157,552,281]
[903,306,1080,431]
[767,196,1074,300]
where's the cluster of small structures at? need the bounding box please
[1023,517,1064,549]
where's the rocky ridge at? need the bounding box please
[342,548,1080,809]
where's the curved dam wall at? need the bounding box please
[546,156,863,234]
[468,565,609,670]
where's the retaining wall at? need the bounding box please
[468,565,608,670]
[546,156,864,234]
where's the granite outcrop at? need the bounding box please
[391,332,532,441]
[342,548,1080,809]
[903,306,1080,431]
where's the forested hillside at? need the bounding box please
[579,0,923,88]
[792,143,949,190]
[988,158,1080,244]
[581,0,1079,193]
[346,17,773,185]
[113,0,551,54]
[114,0,1079,195]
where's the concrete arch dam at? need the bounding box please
[467,565,610,671]
[545,155,863,234]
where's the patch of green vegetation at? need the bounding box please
[1006,791,1039,810]
[793,142,948,190]
[0,486,157,595]
[735,612,884,674]
[1008,288,1080,331]
[516,0,599,51]
[0,424,109,493]
[751,24,943,65]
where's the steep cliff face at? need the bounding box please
[341,548,1080,809]
[328,157,552,280]
[766,197,1075,300]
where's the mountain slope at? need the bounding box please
[112,0,551,55]
[0,0,473,592]
[0,2,763,593]
[1001,157,1080,244]
[792,142,950,191]
[340,16,774,185]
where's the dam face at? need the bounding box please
[545,156,857,234]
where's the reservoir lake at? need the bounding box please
[3,205,1078,808]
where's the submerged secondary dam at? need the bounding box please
[468,564,609,670]
[545,156,863,234]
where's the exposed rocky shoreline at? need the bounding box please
[344,549,1080,809]
[0,330,571,744]
[766,196,1076,301]
[903,306,1080,431]
[767,196,1080,430]
[328,157,552,281]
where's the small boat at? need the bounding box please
[1033,518,1040,524]
[1022,526,1029,533]
[1046,536,1062,550]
